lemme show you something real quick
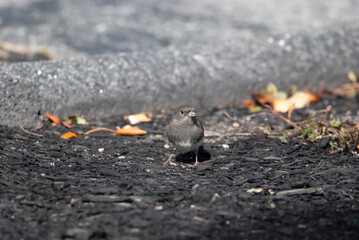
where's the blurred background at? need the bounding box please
[1,0,359,62]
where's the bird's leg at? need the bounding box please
[192,149,199,167]
[164,153,175,165]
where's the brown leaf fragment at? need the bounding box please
[114,125,147,136]
[124,112,152,125]
[46,112,61,125]
[61,119,75,129]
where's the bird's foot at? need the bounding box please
[191,161,199,167]
[191,155,199,167]
[164,154,175,165]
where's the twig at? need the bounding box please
[265,106,301,130]
[276,187,324,196]
[288,108,294,121]
[205,132,253,138]
[83,195,127,202]
[85,128,115,135]
[223,111,237,122]
[328,126,345,142]
[311,105,331,118]
[20,126,44,137]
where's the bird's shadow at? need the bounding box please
[175,146,211,164]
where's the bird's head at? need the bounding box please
[174,105,196,121]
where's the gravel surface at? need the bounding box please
[1,97,359,239]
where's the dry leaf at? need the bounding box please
[267,83,287,99]
[252,83,276,105]
[85,125,147,136]
[253,84,321,113]
[247,188,263,194]
[114,125,147,136]
[61,132,78,139]
[348,71,357,83]
[61,119,74,129]
[273,99,294,113]
[243,100,256,109]
[290,85,298,95]
[303,90,320,102]
[124,112,152,125]
[252,83,287,105]
[68,115,88,125]
[252,90,274,105]
[288,91,311,109]
[266,83,278,94]
[333,75,359,99]
[46,112,61,125]
[337,84,357,99]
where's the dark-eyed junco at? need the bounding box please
[165,105,204,166]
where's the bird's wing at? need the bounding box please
[190,117,204,144]
[165,123,178,145]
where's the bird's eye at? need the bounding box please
[180,110,184,114]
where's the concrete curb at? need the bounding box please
[1,26,359,127]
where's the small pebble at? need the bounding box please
[154,205,163,211]
[98,148,104,153]
[222,144,229,149]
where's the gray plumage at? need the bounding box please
[165,105,204,166]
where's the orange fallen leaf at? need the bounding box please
[252,90,274,105]
[85,126,146,136]
[114,124,147,135]
[304,89,320,102]
[124,112,152,125]
[243,100,256,109]
[243,100,262,112]
[61,132,77,139]
[47,112,61,125]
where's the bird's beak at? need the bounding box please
[188,111,195,117]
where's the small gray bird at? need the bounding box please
[165,105,204,166]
